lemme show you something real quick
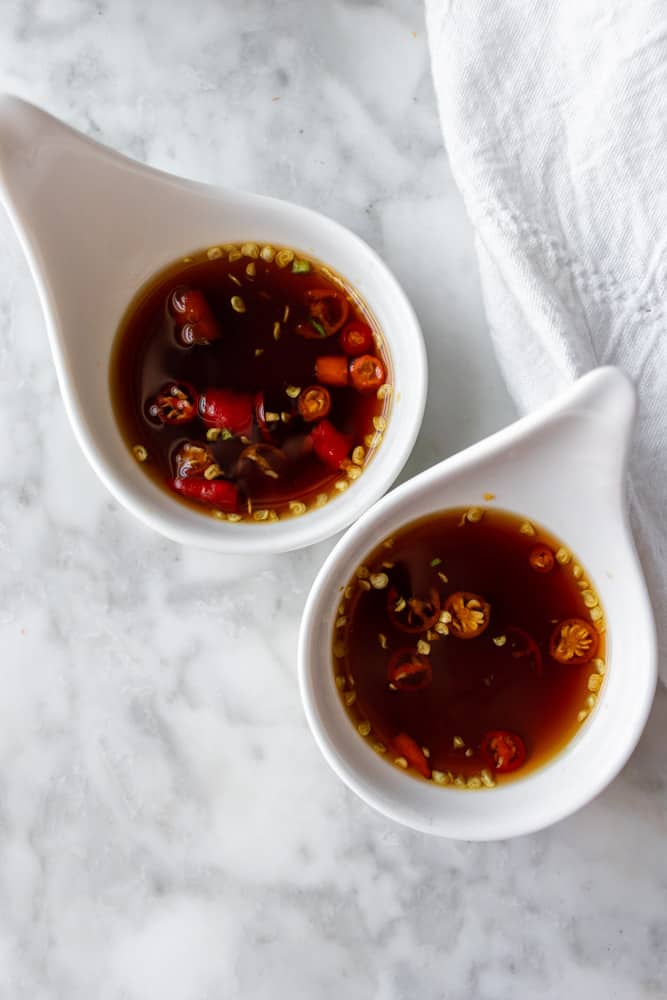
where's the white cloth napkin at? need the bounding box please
[426,0,667,681]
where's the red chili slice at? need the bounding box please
[392,732,432,779]
[298,386,331,422]
[387,648,433,691]
[387,586,441,634]
[310,419,351,469]
[173,441,214,479]
[314,356,349,387]
[199,388,253,435]
[340,321,374,356]
[529,545,555,573]
[550,618,598,665]
[349,355,386,392]
[170,288,221,344]
[506,625,543,674]
[148,383,198,425]
[303,288,349,336]
[168,476,239,512]
[480,730,526,774]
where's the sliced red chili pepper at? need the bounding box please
[550,618,599,665]
[235,443,286,481]
[168,476,239,512]
[340,320,374,357]
[173,441,214,479]
[529,545,555,573]
[387,648,432,691]
[302,288,349,336]
[199,388,253,435]
[170,288,221,345]
[254,391,280,440]
[481,730,526,774]
[315,355,349,387]
[392,732,432,779]
[349,354,386,393]
[310,419,351,470]
[444,591,491,639]
[387,586,441,634]
[298,385,331,422]
[505,626,543,674]
[148,383,198,425]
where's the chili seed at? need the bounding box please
[586,694,597,708]
[393,596,406,612]
[592,658,606,674]
[434,622,449,635]
[480,769,495,788]
[335,675,346,690]
[372,416,387,432]
[467,776,482,789]
[264,469,279,480]
[333,639,346,658]
[358,720,371,737]
[315,493,328,507]
[519,521,536,535]
[347,465,361,480]
[593,617,606,633]
[590,606,604,622]
[231,295,246,313]
[556,546,571,565]
[207,246,223,259]
[228,248,242,262]
[439,610,452,623]
[260,245,275,262]
[432,770,447,784]
[352,446,366,466]
[132,445,148,462]
[283,304,290,322]
[587,673,602,692]
[276,248,295,268]
[577,580,589,589]
[245,261,256,277]
[573,564,583,579]
[335,616,347,629]
[280,412,291,424]
[227,513,242,522]
[464,748,474,758]
[344,585,354,599]
[394,756,408,769]
[241,242,259,258]
[483,492,496,501]
[358,580,371,591]
[335,480,348,492]
[437,571,449,583]
[254,348,264,357]
[356,566,370,579]
[577,709,589,722]
[370,572,389,590]
[492,635,507,647]
[344,691,356,706]
[212,510,226,520]
[582,590,598,608]
[203,464,223,480]
[417,639,430,655]
[378,633,387,649]
[377,384,392,400]
[206,427,222,442]
[285,385,301,398]
[373,742,387,753]
[253,509,269,521]
[454,775,466,787]
[466,507,483,522]
[453,736,465,749]
[273,322,281,340]
[422,746,431,758]
[289,501,307,516]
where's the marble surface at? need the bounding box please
[0,2,664,998]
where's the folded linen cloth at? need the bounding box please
[425,0,667,682]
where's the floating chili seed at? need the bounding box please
[133,444,147,462]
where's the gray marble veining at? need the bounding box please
[0,1,664,998]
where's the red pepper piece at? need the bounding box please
[199,388,253,435]
[349,354,386,392]
[340,321,374,356]
[529,545,555,573]
[148,383,198,425]
[480,730,526,774]
[304,288,349,336]
[171,288,221,345]
[315,356,349,387]
[387,648,432,691]
[168,476,239,512]
[506,625,543,674]
[393,733,432,779]
[298,386,332,422]
[310,419,351,470]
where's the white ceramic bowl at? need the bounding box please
[299,369,657,840]
[0,95,426,552]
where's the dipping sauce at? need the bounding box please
[111,244,391,521]
[334,506,606,788]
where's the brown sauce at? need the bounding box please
[334,506,606,788]
[110,244,391,521]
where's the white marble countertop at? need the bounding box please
[0,2,665,998]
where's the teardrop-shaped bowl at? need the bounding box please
[299,367,657,839]
[0,95,426,551]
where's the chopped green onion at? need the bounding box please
[430,557,442,567]
[310,319,327,337]
[221,428,233,440]
[292,259,311,274]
